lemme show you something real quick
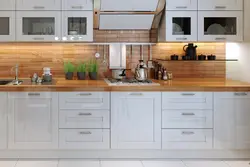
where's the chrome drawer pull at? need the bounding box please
[71,6,83,9]
[129,93,143,96]
[181,93,195,96]
[176,37,187,40]
[175,6,187,9]
[215,37,226,40]
[33,37,44,40]
[79,131,92,135]
[182,113,195,116]
[28,93,40,96]
[78,113,92,116]
[234,92,248,96]
[182,131,195,135]
[78,93,92,96]
[215,6,226,9]
[33,6,45,9]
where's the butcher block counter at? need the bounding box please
[0,78,250,92]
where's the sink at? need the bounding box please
[0,80,12,85]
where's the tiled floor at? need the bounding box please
[0,159,249,167]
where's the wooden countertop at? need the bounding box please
[0,78,250,92]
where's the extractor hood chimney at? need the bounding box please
[94,0,166,30]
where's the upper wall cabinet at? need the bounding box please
[0,12,15,41]
[166,0,198,10]
[101,0,159,11]
[16,0,61,10]
[16,11,61,41]
[62,0,93,10]
[198,0,243,11]
[198,11,243,42]
[0,0,15,10]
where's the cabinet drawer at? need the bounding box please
[59,129,110,149]
[59,92,110,110]
[162,110,213,129]
[162,92,213,109]
[59,110,110,128]
[162,129,213,149]
[8,92,52,99]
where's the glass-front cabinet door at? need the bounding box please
[166,11,197,41]
[16,11,61,41]
[62,11,93,42]
[198,11,243,42]
[0,12,15,41]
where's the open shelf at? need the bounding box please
[154,59,238,62]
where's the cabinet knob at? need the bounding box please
[33,37,45,41]
[78,93,92,96]
[129,93,143,96]
[182,113,195,116]
[176,37,187,40]
[215,6,226,9]
[79,131,92,135]
[28,93,40,96]
[71,6,84,9]
[182,131,195,135]
[215,37,226,41]
[234,92,248,96]
[175,6,188,9]
[33,6,45,9]
[78,113,92,116]
[181,93,195,96]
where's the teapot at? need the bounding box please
[183,43,198,60]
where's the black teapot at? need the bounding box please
[183,43,198,60]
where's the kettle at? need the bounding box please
[135,60,148,81]
[183,43,198,60]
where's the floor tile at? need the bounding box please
[16,160,58,167]
[184,161,230,167]
[0,159,17,167]
[58,159,100,167]
[142,161,186,167]
[225,161,250,167]
[101,161,143,167]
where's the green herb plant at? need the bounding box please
[88,59,98,73]
[77,62,87,73]
[64,61,75,73]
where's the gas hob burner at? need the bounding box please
[104,78,159,86]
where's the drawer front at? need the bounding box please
[162,110,213,129]
[59,110,110,128]
[59,92,110,110]
[59,129,110,149]
[8,92,52,99]
[162,92,213,109]
[162,129,213,149]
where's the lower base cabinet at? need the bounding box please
[0,93,7,149]
[59,129,110,149]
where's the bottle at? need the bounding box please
[158,67,162,80]
[163,68,168,81]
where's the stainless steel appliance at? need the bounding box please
[104,78,160,86]
[111,69,126,80]
[135,60,148,81]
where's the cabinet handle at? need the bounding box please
[28,93,40,96]
[182,131,195,135]
[78,113,92,116]
[33,37,44,40]
[234,92,248,96]
[175,6,187,9]
[129,93,143,96]
[78,93,92,96]
[181,93,195,96]
[182,113,195,116]
[176,37,187,40]
[215,6,226,9]
[33,6,45,9]
[215,37,226,40]
[79,131,92,135]
[71,6,84,9]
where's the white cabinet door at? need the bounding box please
[198,0,243,11]
[62,0,93,10]
[0,0,15,10]
[0,93,7,149]
[16,11,61,42]
[62,11,93,42]
[16,0,61,10]
[198,11,243,42]
[165,11,197,41]
[8,92,58,149]
[101,0,159,11]
[111,92,161,149]
[166,0,197,10]
[0,12,15,41]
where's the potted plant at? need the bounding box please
[76,62,86,80]
[64,61,75,80]
[88,59,98,80]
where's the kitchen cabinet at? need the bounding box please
[0,12,15,41]
[62,11,93,42]
[8,92,58,149]
[164,11,197,41]
[214,92,250,150]
[0,0,15,10]
[16,0,61,10]
[16,11,61,42]
[198,11,243,42]
[166,0,198,10]
[0,93,7,149]
[111,92,161,149]
[62,0,93,10]
[198,0,243,11]
[101,0,159,11]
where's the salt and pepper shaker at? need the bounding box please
[163,68,168,81]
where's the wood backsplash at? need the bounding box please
[0,42,225,78]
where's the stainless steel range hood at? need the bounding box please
[94,0,166,30]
